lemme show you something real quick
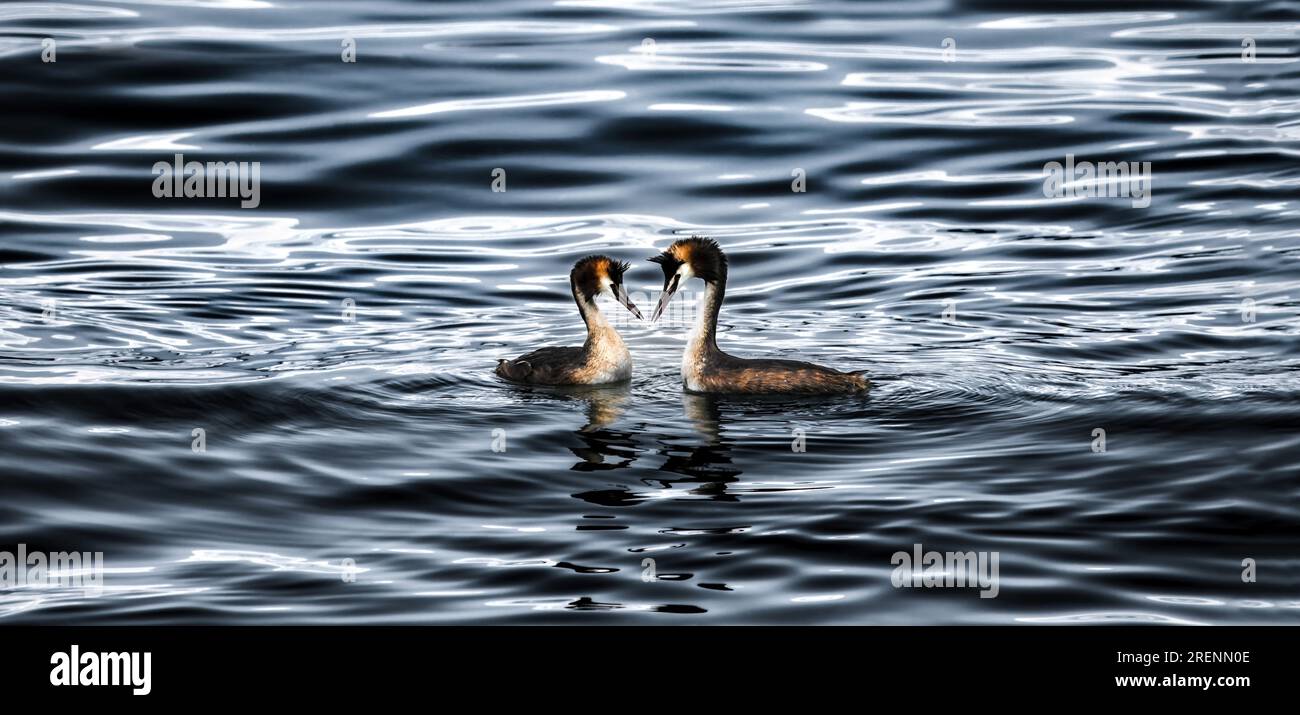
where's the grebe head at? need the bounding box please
[647,236,726,322]
[571,255,643,319]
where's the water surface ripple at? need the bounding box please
[1,0,1298,624]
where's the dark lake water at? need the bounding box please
[1,0,1298,624]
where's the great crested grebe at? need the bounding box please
[649,236,870,394]
[496,255,643,385]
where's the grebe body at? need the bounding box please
[649,237,869,395]
[496,255,642,386]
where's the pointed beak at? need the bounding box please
[612,281,643,320]
[651,274,680,323]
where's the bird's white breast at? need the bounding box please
[680,319,709,391]
[587,330,633,383]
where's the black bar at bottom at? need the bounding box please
[0,626,1286,701]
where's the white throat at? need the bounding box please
[686,280,715,345]
[681,278,718,386]
[574,279,613,329]
[572,286,631,382]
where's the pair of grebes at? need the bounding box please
[496,236,870,395]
